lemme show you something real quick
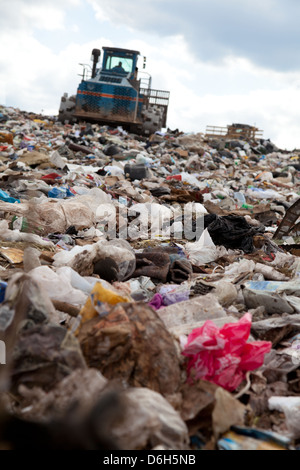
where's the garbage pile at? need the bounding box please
[2,104,300,450]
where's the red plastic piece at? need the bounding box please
[182,313,272,392]
[166,175,182,181]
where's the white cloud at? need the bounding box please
[0,31,114,114]
[71,24,80,33]
[0,0,78,31]
[87,0,300,72]
[21,5,65,31]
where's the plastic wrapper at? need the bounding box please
[182,313,272,392]
[0,281,7,303]
[50,150,68,169]
[218,426,291,450]
[149,285,190,311]
[78,282,131,327]
[149,293,164,310]
[158,293,227,331]
[246,187,285,201]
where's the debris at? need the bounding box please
[1,104,300,449]
[78,302,181,396]
[243,280,300,314]
[108,387,189,450]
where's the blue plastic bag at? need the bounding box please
[48,187,75,199]
[0,189,20,204]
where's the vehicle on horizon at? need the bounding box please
[58,46,170,135]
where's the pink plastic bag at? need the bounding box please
[182,313,272,392]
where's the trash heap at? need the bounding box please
[1,104,300,450]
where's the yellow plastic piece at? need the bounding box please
[79,282,130,324]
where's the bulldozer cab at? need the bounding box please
[101,47,139,80]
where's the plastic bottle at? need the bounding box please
[234,192,246,207]
[10,216,28,232]
[241,203,254,210]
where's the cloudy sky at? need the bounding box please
[1,0,300,149]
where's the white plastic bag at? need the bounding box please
[0,220,54,247]
[269,397,300,438]
[53,239,136,281]
[30,266,88,306]
[50,150,68,169]
[185,229,226,265]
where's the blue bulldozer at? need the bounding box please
[58,46,170,135]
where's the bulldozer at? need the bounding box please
[58,46,170,135]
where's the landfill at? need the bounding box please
[2,105,300,450]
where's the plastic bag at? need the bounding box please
[182,313,272,392]
[149,293,164,310]
[29,266,88,306]
[50,150,68,169]
[55,266,98,294]
[268,397,300,439]
[53,239,135,281]
[149,285,190,310]
[29,200,94,235]
[96,239,136,281]
[180,172,202,188]
[243,280,300,314]
[0,189,20,204]
[185,229,226,265]
[128,203,173,238]
[159,284,190,306]
[246,187,284,201]
[48,187,74,199]
[203,214,262,254]
[104,165,124,177]
[0,220,53,248]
